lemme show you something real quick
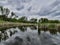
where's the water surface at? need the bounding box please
[0,26,60,45]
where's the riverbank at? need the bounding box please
[0,22,37,28]
[38,23,60,31]
[1,22,60,31]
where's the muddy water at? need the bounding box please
[0,26,60,45]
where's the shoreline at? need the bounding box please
[1,22,60,31]
[0,22,37,28]
[38,23,60,31]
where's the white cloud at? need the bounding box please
[0,0,60,20]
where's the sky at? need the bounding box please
[0,0,60,20]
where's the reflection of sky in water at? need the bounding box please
[0,27,60,45]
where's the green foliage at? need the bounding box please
[0,6,10,17]
[0,6,60,24]
[0,6,4,15]
[48,24,56,29]
[4,8,10,16]
[30,18,37,23]
[48,20,59,23]
[39,18,48,23]
[39,18,60,23]
[18,16,27,23]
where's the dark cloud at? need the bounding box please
[27,6,32,11]
[16,6,24,11]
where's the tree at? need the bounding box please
[18,16,27,22]
[30,18,37,23]
[0,6,4,15]
[0,6,10,18]
[4,8,10,17]
[0,6,18,22]
[49,20,59,23]
[10,12,15,18]
[39,18,48,23]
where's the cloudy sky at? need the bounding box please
[0,0,60,20]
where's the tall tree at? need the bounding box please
[4,8,10,17]
[18,16,27,22]
[0,6,4,15]
[30,18,37,23]
[0,6,10,18]
[39,18,48,23]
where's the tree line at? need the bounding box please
[0,6,37,23]
[0,6,60,23]
[39,18,60,23]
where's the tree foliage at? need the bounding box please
[39,18,60,23]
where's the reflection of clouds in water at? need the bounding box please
[1,27,60,45]
[1,30,60,45]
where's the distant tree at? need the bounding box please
[49,20,59,23]
[11,18,17,22]
[30,18,37,23]
[54,20,59,23]
[0,6,4,15]
[0,6,18,22]
[18,16,27,22]
[0,6,10,19]
[10,12,15,18]
[39,18,48,23]
[4,8,10,17]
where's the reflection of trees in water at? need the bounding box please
[38,28,41,35]
[30,26,37,30]
[38,25,49,35]
[38,25,60,35]
[2,25,60,42]
[39,25,48,32]
[57,26,60,33]
[18,26,37,32]
[2,32,8,40]
[0,31,8,41]
[0,28,18,42]
[38,25,41,35]
[26,36,31,42]
[49,29,57,34]
[14,36,23,45]
[18,26,27,32]
[38,28,58,35]
[0,31,2,42]
[9,30,17,36]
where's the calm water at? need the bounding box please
[0,26,60,45]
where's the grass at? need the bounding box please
[38,23,60,31]
[0,20,37,30]
[0,20,60,31]
[38,23,60,34]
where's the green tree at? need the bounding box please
[49,20,59,23]
[39,18,48,23]
[10,12,15,18]
[30,18,37,23]
[0,6,10,19]
[18,16,27,22]
[0,6,4,15]
[4,8,10,17]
